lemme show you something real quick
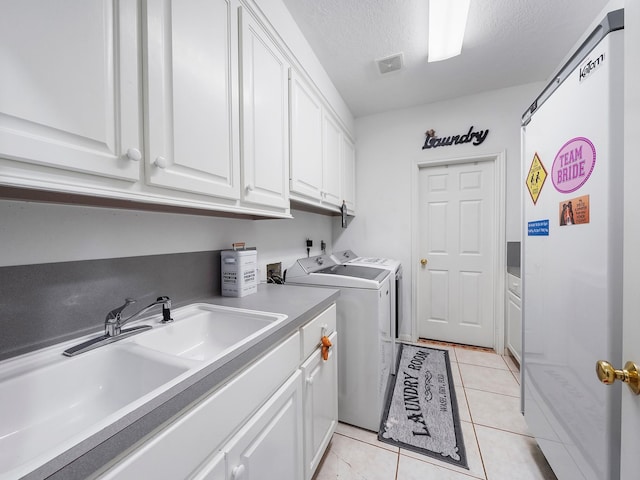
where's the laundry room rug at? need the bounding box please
[378,344,467,469]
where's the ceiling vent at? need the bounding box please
[376,53,404,75]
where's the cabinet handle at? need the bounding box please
[245,183,254,192]
[231,464,246,479]
[306,376,314,386]
[154,156,168,169]
[126,148,141,162]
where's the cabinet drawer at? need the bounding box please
[507,273,521,298]
[301,304,336,360]
[97,331,300,479]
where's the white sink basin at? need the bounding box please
[132,303,288,361]
[0,302,288,478]
[0,344,191,478]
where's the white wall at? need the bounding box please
[0,200,333,279]
[332,82,543,339]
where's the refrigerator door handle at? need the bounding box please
[596,360,640,395]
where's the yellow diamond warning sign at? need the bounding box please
[526,153,547,205]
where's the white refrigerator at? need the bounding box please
[521,9,624,480]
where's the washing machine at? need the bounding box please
[286,254,392,432]
[332,250,403,342]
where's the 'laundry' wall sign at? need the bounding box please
[421,126,490,150]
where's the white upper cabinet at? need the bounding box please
[144,0,240,200]
[0,0,141,182]
[239,8,290,210]
[289,70,354,213]
[0,0,349,218]
[341,135,356,214]
[289,71,323,200]
[321,112,342,208]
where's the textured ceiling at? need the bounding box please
[281,0,610,117]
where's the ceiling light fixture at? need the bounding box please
[428,0,471,62]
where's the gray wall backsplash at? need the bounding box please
[0,250,221,361]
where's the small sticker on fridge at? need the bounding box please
[528,219,549,236]
[551,137,596,193]
[526,153,547,205]
[559,195,590,226]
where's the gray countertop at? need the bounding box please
[27,284,339,480]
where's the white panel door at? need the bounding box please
[144,0,240,199]
[289,71,323,200]
[321,112,342,208]
[224,371,304,480]
[0,0,141,181]
[239,8,289,209]
[418,161,496,347]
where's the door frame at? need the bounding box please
[411,151,506,353]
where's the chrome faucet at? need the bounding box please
[63,295,173,357]
[105,296,173,337]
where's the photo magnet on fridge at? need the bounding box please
[559,195,590,226]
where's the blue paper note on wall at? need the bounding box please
[528,219,549,236]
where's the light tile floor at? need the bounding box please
[313,341,558,480]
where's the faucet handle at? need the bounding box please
[106,298,136,322]
[156,296,173,323]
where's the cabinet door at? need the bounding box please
[0,0,141,181]
[225,371,304,480]
[301,332,338,480]
[289,71,323,200]
[321,112,342,208]
[190,452,225,480]
[144,0,240,199]
[239,8,289,209]
[507,290,522,363]
[341,135,356,214]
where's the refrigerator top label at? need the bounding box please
[526,153,548,205]
[579,52,605,83]
[551,137,596,193]
[528,219,549,236]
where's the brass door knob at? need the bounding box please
[420,258,428,266]
[596,360,640,395]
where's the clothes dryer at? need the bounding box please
[332,250,403,341]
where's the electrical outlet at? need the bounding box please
[266,262,282,283]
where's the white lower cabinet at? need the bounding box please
[301,331,338,480]
[192,453,225,480]
[195,371,304,480]
[94,305,337,480]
